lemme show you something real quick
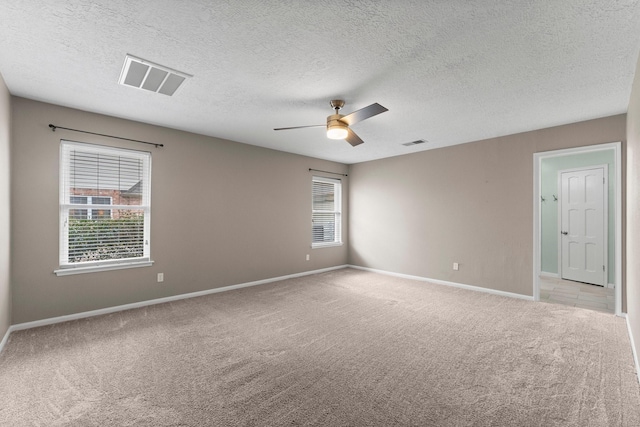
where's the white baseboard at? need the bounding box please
[7,265,349,334]
[0,326,10,355]
[540,271,559,278]
[624,314,640,385]
[348,265,534,301]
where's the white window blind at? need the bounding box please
[312,176,342,247]
[59,141,151,269]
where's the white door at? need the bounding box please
[560,167,607,286]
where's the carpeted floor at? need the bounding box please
[1,268,639,426]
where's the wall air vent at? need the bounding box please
[402,139,427,146]
[118,54,192,96]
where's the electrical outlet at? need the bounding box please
[157,273,164,282]
[306,254,310,261]
[453,263,459,271]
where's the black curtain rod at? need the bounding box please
[309,168,348,177]
[49,124,164,148]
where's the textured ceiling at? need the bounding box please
[1,1,640,164]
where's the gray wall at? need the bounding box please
[626,53,640,369]
[11,97,348,324]
[540,151,615,284]
[0,73,10,338]
[5,95,633,327]
[348,115,625,298]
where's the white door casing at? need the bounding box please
[559,166,607,286]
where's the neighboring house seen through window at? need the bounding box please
[312,176,342,248]
[70,196,112,220]
[56,141,152,274]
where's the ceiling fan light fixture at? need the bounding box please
[327,118,348,140]
[274,100,387,147]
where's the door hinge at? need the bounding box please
[603,265,605,271]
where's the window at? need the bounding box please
[56,141,152,275]
[312,176,342,248]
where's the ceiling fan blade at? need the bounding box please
[340,103,388,126]
[345,129,364,147]
[274,124,324,131]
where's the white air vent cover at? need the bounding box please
[402,139,427,146]
[118,54,192,96]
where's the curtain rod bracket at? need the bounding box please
[48,123,163,148]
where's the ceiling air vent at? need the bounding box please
[118,54,192,96]
[402,139,427,147]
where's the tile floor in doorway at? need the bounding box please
[539,276,614,314]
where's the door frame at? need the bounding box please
[533,142,621,316]
[557,165,608,286]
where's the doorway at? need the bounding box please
[533,143,621,316]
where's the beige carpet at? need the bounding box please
[1,268,639,426]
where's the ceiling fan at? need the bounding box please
[274,100,388,147]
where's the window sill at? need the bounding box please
[54,260,154,276]
[311,242,344,249]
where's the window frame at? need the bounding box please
[311,176,343,248]
[55,140,153,276]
